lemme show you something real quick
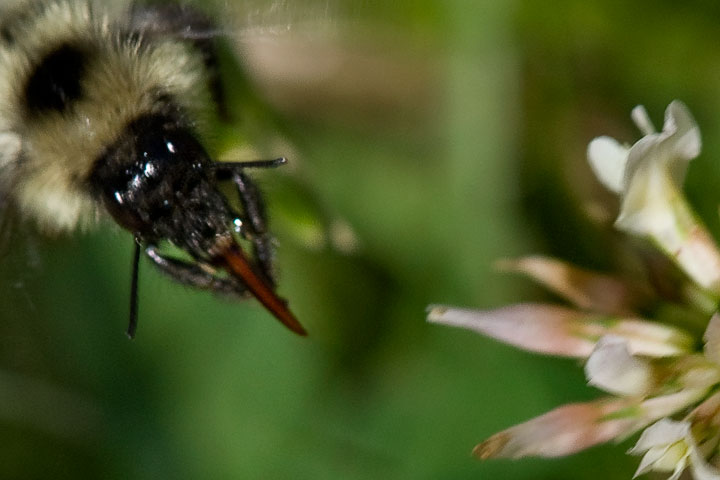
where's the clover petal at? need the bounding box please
[427,304,693,358]
[473,398,635,459]
[630,418,720,480]
[588,136,630,193]
[496,256,651,315]
[585,336,655,397]
[588,101,720,295]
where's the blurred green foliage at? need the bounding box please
[3,0,720,478]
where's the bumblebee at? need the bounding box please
[0,0,306,337]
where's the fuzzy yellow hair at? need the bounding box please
[0,0,211,233]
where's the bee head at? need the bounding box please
[90,114,235,256]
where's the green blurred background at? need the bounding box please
[4,0,720,478]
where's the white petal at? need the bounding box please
[587,136,629,193]
[608,102,705,266]
[664,100,701,151]
[585,336,654,397]
[615,146,676,236]
[630,421,694,480]
[632,105,656,136]
[634,445,672,477]
[662,100,701,184]
[629,419,690,454]
[668,456,690,480]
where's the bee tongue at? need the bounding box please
[218,242,307,336]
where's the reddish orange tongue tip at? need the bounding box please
[221,244,307,336]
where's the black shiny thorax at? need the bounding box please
[90,114,235,258]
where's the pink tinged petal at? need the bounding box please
[427,304,693,358]
[604,389,709,447]
[587,136,629,193]
[689,391,720,422]
[587,388,709,448]
[427,304,593,357]
[703,313,720,365]
[473,398,635,459]
[585,336,654,397]
[673,226,720,295]
[496,256,651,315]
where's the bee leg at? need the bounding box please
[128,3,228,119]
[215,158,287,171]
[215,161,284,285]
[145,244,248,297]
[231,173,275,285]
[215,159,289,285]
[127,240,141,339]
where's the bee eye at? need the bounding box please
[131,116,208,168]
[140,135,174,162]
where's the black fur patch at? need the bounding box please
[25,43,87,114]
[0,25,14,45]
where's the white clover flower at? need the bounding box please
[630,419,694,480]
[430,288,720,469]
[432,312,720,462]
[629,418,720,480]
[428,100,720,478]
[588,101,720,296]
